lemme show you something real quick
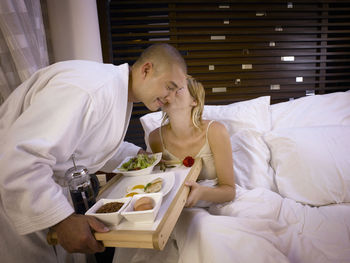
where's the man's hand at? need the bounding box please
[52,213,110,254]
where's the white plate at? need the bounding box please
[125,171,175,197]
[106,171,175,199]
[114,152,162,177]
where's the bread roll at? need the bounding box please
[134,196,154,211]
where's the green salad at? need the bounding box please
[119,154,156,171]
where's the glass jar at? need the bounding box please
[65,165,99,214]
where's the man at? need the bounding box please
[0,43,187,262]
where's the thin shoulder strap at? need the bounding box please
[159,126,166,149]
[205,120,215,141]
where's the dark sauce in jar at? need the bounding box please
[70,186,96,214]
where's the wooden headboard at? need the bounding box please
[97,0,350,149]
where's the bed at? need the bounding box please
[114,91,350,263]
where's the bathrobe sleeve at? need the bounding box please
[0,84,99,235]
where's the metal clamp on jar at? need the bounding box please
[65,154,100,214]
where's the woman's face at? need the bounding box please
[162,81,196,114]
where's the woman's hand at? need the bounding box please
[184,181,203,207]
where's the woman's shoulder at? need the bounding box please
[149,126,160,136]
[204,120,229,138]
[149,127,162,143]
[202,119,226,130]
[148,127,163,153]
[149,125,171,143]
[149,124,169,136]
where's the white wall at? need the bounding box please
[46,0,103,63]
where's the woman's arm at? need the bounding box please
[186,121,235,207]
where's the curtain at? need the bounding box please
[0,0,49,105]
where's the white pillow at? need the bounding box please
[230,129,276,191]
[271,91,350,129]
[264,126,350,206]
[202,96,271,134]
[140,96,276,191]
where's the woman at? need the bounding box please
[112,76,236,263]
[149,75,235,207]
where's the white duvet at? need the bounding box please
[114,185,350,263]
[121,92,350,263]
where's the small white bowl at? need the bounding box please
[121,193,163,223]
[114,152,162,177]
[85,197,131,226]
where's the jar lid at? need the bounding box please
[65,165,89,179]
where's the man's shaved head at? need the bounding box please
[133,43,187,75]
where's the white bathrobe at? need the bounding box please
[0,61,140,262]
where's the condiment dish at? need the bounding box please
[85,197,131,226]
[121,193,162,223]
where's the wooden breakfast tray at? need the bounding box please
[47,158,202,250]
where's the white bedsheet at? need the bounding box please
[113,186,350,263]
[207,186,350,262]
[127,92,350,263]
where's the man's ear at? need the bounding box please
[141,62,153,79]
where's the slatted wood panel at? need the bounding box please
[97,0,350,149]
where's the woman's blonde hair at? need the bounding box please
[162,75,205,129]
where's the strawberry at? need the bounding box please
[183,156,194,167]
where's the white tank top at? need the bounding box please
[159,120,217,181]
